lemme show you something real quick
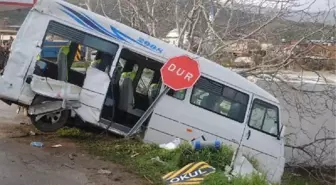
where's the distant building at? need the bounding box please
[0,0,36,12]
[0,28,17,46]
[282,40,336,60]
[161,28,189,47]
[161,28,201,52]
[222,40,273,58]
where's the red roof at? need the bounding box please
[0,0,36,12]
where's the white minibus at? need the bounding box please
[0,0,286,183]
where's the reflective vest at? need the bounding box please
[119,71,136,87]
[174,90,185,99]
[121,71,136,80]
[60,45,70,55]
[149,83,159,90]
[90,59,102,67]
[149,83,159,98]
[58,45,70,81]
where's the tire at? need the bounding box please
[29,96,70,132]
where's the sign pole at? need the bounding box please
[126,86,170,137]
[127,55,200,137]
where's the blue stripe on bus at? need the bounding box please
[57,3,163,54]
[59,5,92,30]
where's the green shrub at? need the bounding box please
[71,61,91,69]
[134,142,234,184]
[281,172,320,185]
[56,127,92,139]
[201,172,270,185]
[178,142,234,171]
[201,172,231,185]
[231,173,269,185]
[55,129,260,185]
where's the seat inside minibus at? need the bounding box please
[101,49,163,128]
[30,21,170,133]
[33,41,86,87]
[33,39,163,129]
[33,21,118,90]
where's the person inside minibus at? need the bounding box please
[121,67,137,81]
[118,63,138,114]
[148,74,161,104]
[119,63,138,86]
[227,102,241,120]
[57,41,78,81]
[90,51,101,67]
[90,51,113,72]
[201,94,219,111]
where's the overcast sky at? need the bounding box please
[297,0,335,11]
[230,0,335,11]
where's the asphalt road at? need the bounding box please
[0,102,146,185]
[0,102,93,185]
[0,139,91,185]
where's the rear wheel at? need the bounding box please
[29,96,70,132]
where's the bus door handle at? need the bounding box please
[246,130,251,140]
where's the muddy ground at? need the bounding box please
[0,102,148,185]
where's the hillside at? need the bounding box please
[286,10,335,25]
[0,8,30,27]
[1,2,333,41]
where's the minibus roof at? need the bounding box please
[34,0,280,104]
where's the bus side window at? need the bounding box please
[167,89,187,100]
[190,76,249,123]
[248,99,279,136]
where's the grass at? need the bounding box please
[281,172,320,185]
[56,127,321,185]
[56,128,177,184]
[71,61,91,69]
[201,172,270,185]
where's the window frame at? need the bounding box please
[189,76,250,123]
[247,98,280,137]
[44,21,119,54]
[41,20,119,72]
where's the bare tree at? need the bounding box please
[68,0,336,183]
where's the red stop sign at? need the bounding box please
[160,55,201,91]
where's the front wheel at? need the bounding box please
[29,96,70,132]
